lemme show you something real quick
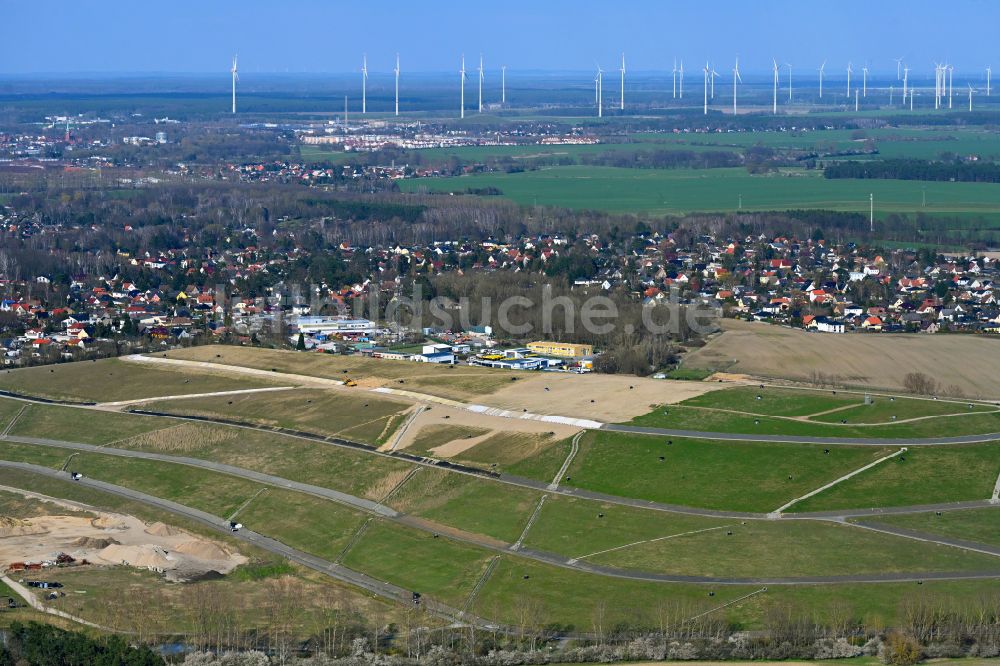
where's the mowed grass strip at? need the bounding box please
[860,508,1000,548]
[791,443,1000,512]
[146,388,407,444]
[0,357,281,403]
[587,519,1000,577]
[808,396,992,424]
[386,468,542,544]
[681,386,861,417]
[164,346,518,400]
[9,404,174,445]
[341,520,493,607]
[112,422,414,501]
[0,398,23,429]
[564,431,893,512]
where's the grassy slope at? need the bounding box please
[0,357,279,402]
[146,388,407,444]
[405,424,490,457]
[112,421,413,500]
[564,430,894,512]
[863,508,1000,548]
[791,443,1000,511]
[9,403,173,444]
[386,468,541,544]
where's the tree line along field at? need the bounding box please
[398,164,1000,219]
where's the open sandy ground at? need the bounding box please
[0,489,245,581]
[483,371,719,421]
[384,404,581,456]
[684,318,1000,400]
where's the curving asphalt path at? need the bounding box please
[3,433,999,586]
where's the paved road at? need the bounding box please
[5,435,999,586]
[0,459,477,626]
[604,423,1000,446]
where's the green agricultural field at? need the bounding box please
[386,468,542,544]
[146,388,408,444]
[341,520,494,607]
[111,421,414,500]
[586,519,1000,577]
[562,431,894,512]
[680,386,861,416]
[862,508,1000,548]
[8,403,174,444]
[398,165,1000,219]
[0,357,281,402]
[791,442,1000,512]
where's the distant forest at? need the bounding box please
[825,158,1000,183]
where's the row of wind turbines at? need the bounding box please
[228,53,993,117]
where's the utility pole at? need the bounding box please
[869,193,874,233]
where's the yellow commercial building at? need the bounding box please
[526,341,593,358]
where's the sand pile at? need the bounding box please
[144,522,183,537]
[0,517,47,538]
[70,536,120,549]
[91,516,127,530]
[174,540,231,560]
[97,544,172,569]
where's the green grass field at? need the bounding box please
[399,165,1000,219]
[405,424,489,457]
[562,430,894,512]
[7,402,174,444]
[585,519,1000,577]
[628,386,1000,438]
[341,520,494,607]
[0,357,280,402]
[864,508,1000,548]
[146,388,408,444]
[791,443,1000,512]
[386,468,542,544]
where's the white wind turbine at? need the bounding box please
[679,60,684,98]
[771,59,779,114]
[732,57,742,115]
[968,83,975,111]
[672,59,678,98]
[862,64,868,97]
[948,64,954,109]
[230,54,238,114]
[710,65,719,99]
[703,62,709,115]
[903,66,910,104]
[460,55,466,119]
[394,54,400,116]
[987,65,992,97]
[846,62,852,98]
[595,65,604,117]
[620,53,626,110]
[478,55,484,113]
[894,57,904,80]
[786,62,793,102]
[501,65,507,104]
[818,61,826,99]
[361,54,368,114]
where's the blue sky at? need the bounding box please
[3,0,997,75]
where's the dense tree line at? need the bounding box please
[825,158,1000,183]
[0,621,162,665]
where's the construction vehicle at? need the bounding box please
[344,379,358,387]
